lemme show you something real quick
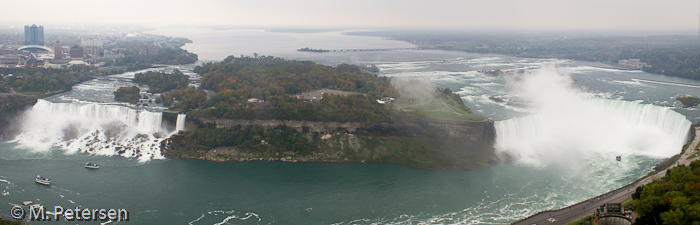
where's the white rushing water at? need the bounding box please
[176,114,187,132]
[494,67,691,168]
[13,99,185,161]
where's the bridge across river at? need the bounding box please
[330,47,420,52]
[299,47,424,53]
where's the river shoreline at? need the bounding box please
[512,124,700,224]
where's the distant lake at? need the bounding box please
[148,27,416,61]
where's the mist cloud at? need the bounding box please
[391,78,437,102]
[495,67,690,170]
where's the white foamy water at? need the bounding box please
[495,68,691,168]
[176,114,187,132]
[14,99,185,161]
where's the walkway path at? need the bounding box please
[512,126,700,225]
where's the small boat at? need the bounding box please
[22,201,33,206]
[84,162,99,169]
[616,155,622,161]
[35,175,51,185]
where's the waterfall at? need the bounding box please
[494,67,691,168]
[14,99,180,161]
[495,98,691,167]
[175,114,186,132]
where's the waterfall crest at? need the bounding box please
[14,99,185,161]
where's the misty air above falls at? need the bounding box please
[494,69,692,168]
[14,99,185,161]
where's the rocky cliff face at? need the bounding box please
[166,115,498,170]
[0,95,37,140]
[186,116,493,138]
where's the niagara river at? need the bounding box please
[0,28,698,224]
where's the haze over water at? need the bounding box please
[0,28,698,224]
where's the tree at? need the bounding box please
[114,86,141,104]
[633,161,700,225]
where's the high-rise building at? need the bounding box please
[54,40,63,59]
[24,24,44,45]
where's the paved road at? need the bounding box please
[512,127,700,225]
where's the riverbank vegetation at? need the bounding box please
[188,56,396,122]
[113,47,198,72]
[164,56,493,169]
[0,67,92,94]
[133,70,189,93]
[113,86,140,104]
[0,218,24,225]
[632,160,700,225]
[181,126,317,153]
[676,95,700,108]
[164,122,496,170]
[107,38,198,73]
[182,56,478,123]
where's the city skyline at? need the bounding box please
[0,0,697,33]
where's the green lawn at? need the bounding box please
[425,111,461,119]
[405,100,443,111]
[446,103,482,121]
[460,113,483,121]
[398,98,483,121]
[423,111,480,121]
[690,151,700,159]
[567,214,593,225]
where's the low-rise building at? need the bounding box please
[103,52,125,59]
[84,47,104,58]
[81,39,104,47]
[618,59,648,70]
[140,46,159,57]
[70,45,84,59]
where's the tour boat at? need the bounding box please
[84,162,99,169]
[35,175,51,185]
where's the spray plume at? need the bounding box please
[495,67,690,169]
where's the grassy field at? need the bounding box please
[690,151,700,159]
[446,103,483,121]
[425,111,462,119]
[567,214,593,225]
[404,100,443,111]
[397,96,483,122]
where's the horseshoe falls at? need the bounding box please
[494,68,691,169]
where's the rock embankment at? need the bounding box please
[185,116,493,138]
[164,116,497,170]
[0,95,37,140]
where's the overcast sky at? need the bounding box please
[3,0,698,31]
